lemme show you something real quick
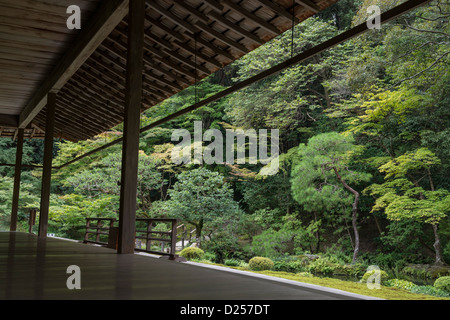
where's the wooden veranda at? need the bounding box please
[1,231,379,300]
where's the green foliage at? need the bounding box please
[0,176,41,231]
[202,251,216,262]
[63,151,163,216]
[444,242,450,265]
[361,269,390,285]
[179,247,204,261]
[307,257,338,276]
[0,2,448,294]
[378,148,440,179]
[409,285,450,298]
[401,266,434,282]
[224,259,242,267]
[249,257,275,271]
[162,167,241,242]
[291,132,371,213]
[203,232,242,264]
[434,276,450,292]
[365,148,449,225]
[250,228,295,258]
[385,279,417,291]
[273,259,306,273]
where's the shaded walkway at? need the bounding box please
[0,232,375,300]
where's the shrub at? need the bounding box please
[401,266,432,282]
[179,247,204,260]
[361,269,389,285]
[249,257,274,271]
[434,276,450,292]
[273,260,306,273]
[409,285,450,298]
[202,251,216,262]
[339,263,368,278]
[203,232,241,264]
[307,258,337,275]
[224,259,241,267]
[250,228,295,258]
[385,279,416,291]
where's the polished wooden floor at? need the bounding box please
[0,232,368,300]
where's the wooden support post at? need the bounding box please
[38,92,56,238]
[10,128,25,232]
[96,219,102,243]
[146,221,153,250]
[117,0,145,254]
[170,220,177,259]
[84,219,91,242]
[28,209,36,234]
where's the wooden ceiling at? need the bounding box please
[0,0,338,141]
[0,0,101,139]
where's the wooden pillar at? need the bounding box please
[10,128,25,231]
[38,92,56,238]
[117,0,145,254]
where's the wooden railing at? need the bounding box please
[135,218,178,259]
[176,224,196,250]
[83,218,116,246]
[83,217,181,260]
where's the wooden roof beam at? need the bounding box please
[173,0,210,24]
[221,0,280,35]
[145,15,186,42]
[201,0,224,13]
[81,50,174,98]
[146,11,237,60]
[255,0,300,23]
[146,1,200,34]
[18,0,130,128]
[208,11,264,45]
[295,0,320,13]
[193,22,248,54]
[95,44,191,88]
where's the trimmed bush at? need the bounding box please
[249,257,274,271]
[434,276,450,292]
[179,247,204,260]
[361,269,389,285]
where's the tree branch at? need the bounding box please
[391,50,450,88]
[405,20,450,38]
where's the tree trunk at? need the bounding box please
[432,224,444,265]
[427,170,444,264]
[351,199,360,264]
[333,167,360,263]
[313,211,320,253]
[373,214,382,236]
[195,219,203,248]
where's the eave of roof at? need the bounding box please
[0,0,339,141]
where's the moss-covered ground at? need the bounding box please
[193,261,450,300]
